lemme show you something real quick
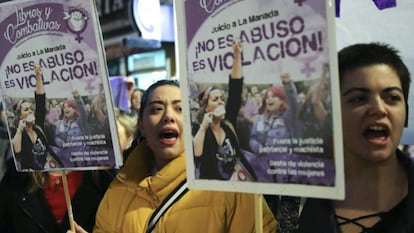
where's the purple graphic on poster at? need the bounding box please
[176,0,345,199]
[0,0,122,172]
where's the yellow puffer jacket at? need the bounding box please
[94,141,277,233]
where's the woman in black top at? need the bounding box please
[11,65,58,170]
[193,41,254,181]
[297,43,413,233]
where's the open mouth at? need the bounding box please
[160,130,178,139]
[159,129,179,145]
[363,125,389,141]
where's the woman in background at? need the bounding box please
[114,108,137,159]
[130,88,143,118]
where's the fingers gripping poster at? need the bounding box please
[176,0,345,199]
[0,0,123,171]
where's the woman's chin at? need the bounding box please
[152,140,184,158]
[158,147,183,160]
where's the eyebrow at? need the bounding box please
[342,86,404,96]
[148,99,182,105]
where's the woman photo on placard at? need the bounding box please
[53,88,90,167]
[11,65,62,170]
[248,72,301,183]
[192,40,256,181]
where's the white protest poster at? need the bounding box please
[0,0,123,171]
[176,0,345,199]
[336,0,414,147]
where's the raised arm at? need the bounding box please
[34,65,44,95]
[34,65,46,129]
[230,40,242,80]
[226,40,243,126]
[281,73,300,138]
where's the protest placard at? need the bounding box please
[0,0,122,171]
[176,0,344,199]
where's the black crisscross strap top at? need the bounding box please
[335,195,407,233]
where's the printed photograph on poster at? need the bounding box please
[0,0,123,171]
[176,0,345,199]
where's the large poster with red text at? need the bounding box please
[176,0,345,199]
[0,0,122,171]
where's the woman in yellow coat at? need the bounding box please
[92,80,276,233]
